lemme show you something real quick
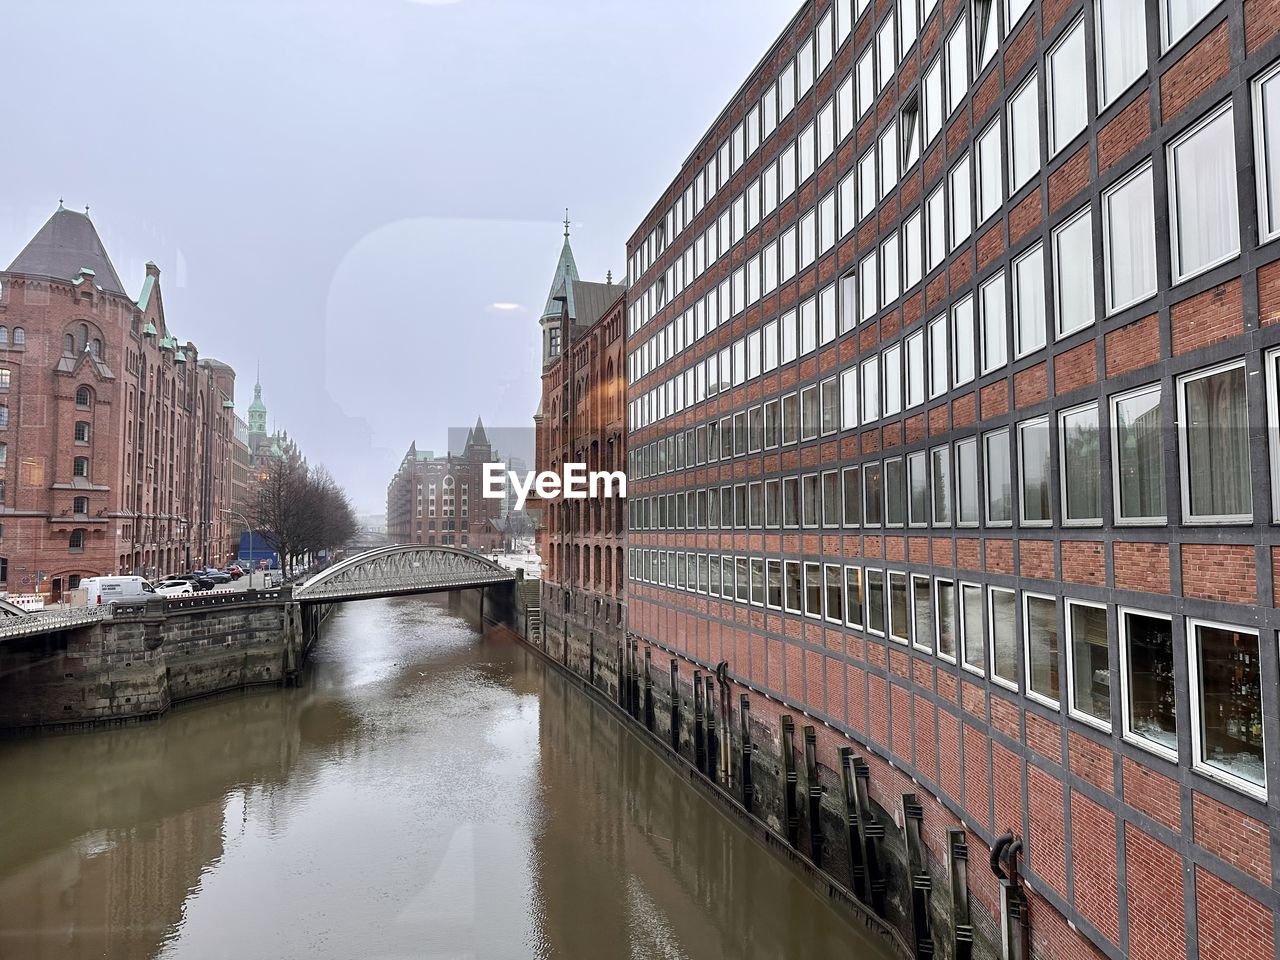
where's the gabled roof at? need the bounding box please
[542,235,580,320]
[567,280,625,331]
[7,206,126,295]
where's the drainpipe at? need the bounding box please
[715,660,732,788]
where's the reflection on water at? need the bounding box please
[0,598,889,959]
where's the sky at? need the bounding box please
[0,0,800,514]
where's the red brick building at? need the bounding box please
[0,206,236,596]
[385,419,504,552]
[534,224,627,678]
[617,2,1280,958]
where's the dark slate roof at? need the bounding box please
[568,280,625,331]
[7,207,126,295]
[471,416,489,447]
[541,236,580,319]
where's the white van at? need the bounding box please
[80,576,157,608]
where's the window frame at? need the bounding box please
[1118,606,1178,763]
[1186,616,1267,800]
[1176,358,1252,525]
[1065,598,1112,732]
[1166,100,1241,284]
[1023,591,1061,709]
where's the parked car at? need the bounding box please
[171,573,215,591]
[80,576,157,608]
[153,580,194,598]
[200,567,232,585]
[224,565,244,580]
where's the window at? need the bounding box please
[1163,0,1221,50]
[76,386,91,408]
[908,451,928,525]
[804,562,823,617]
[1047,18,1088,155]
[784,561,802,613]
[885,457,906,525]
[1178,360,1251,523]
[928,314,948,398]
[866,568,886,635]
[980,270,1007,372]
[935,579,957,660]
[973,0,998,70]
[846,567,864,629]
[946,17,969,114]
[1096,0,1147,108]
[1120,609,1176,759]
[1067,601,1110,729]
[864,462,884,526]
[879,121,899,198]
[69,529,86,552]
[74,421,90,444]
[13,328,24,348]
[905,329,925,408]
[0,405,8,430]
[913,574,935,653]
[902,97,921,170]
[1013,243,1045,356]
[1053,207,1095,338]
[0,370,10,390]
[1103,163,1157,314]
[1188,619,1265,796]
[877,16,896,90]
[984,428,1013,524]
[838,74,855,143]
[1255,62,1280,242]
[926,184,946,271]
[889,571,910,644]
[883,343,903,417]
[961,583,985,674]
[73,495,88,515]
[821,378,840,435]
[858,47,875,116]
[73,457,88,478]
[923,58,944,143]
[858,151,877,220]
[843,465,862,525]
[881,235,901,305]
[1168,103,1239,282]
[990,587,1018,688]
[0,443,6,467]
[839,171,857,237]
[949,156,972,245]
[1008,74,1040,192]
[1060,403,1102,523]
[1019,416,1051,524]
[1025,594,1060,707]
[1112,383,1166,523]
[953,295,975,386]
[931,445,952,525]
[976,119,1003,223]
[861,354,880,422]
[903,209,922,289]
[824,564,843,622]
[956,438,979,526]
[841,367,858,430]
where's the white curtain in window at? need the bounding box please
[1171,106,1239,280]
[1260,69,1280,236]
[1164,0,1216,47]
[1054,209,1095,336]
[1104,166,1157,312]
[1048,19,1087,153]
[1008,75,1040,191]
[1184,365,1251,519]
[1098,0,1147,105]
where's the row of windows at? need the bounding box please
[630,77,1280,434]
[630,351,1275,527]
[630,548,1264,800]
[629,0,1227,339]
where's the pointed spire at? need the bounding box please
[542,218,580,320]
[564,208,570,239]
[471,416,489,447]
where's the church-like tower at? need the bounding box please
[540,213,580,369]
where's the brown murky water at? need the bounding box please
[0,597,891,959]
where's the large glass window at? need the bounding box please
[866,568,887,635]
[928,314,948,398]
[956,437,979,526]
[1068,601,1110,729]
[1121,609,1177,759]
[1112,383,1166,523]
[961,583,985,674]
[864,461,884,526]
[1060,403,1102,524]
[1097,0,1148,108]
[1008,73,1040,192]
[990,587,1018,688]
[843,465,862,526]
[908,451,929,526]
[931,444,952,525]
[1013,244,1046,356]
[977,119,1003,223]
[805,562,823,618]
[949,156,972,245]
[1048,17,1088,155]
[845,566,864,628]
[784,560,803,613]
[953,295,975,386]
[1168,103,1239,282]
[1053,207,1095,338]
[1189,620,1265,796]
[889,571,910,644]
[1019,417,1052,525]
[1255,62,1280,242]
[946,16,969,114]
[913,574,934,653]
[1178,360,1251,523]
[886,457,906,526]
[980,270,1007,372]
[1163,0,1221,50]
[825,564,843,622]
[984,428,1012,524]
[936,579,956,660]
[1025,594,1060,706]
[1103,163,1157,314]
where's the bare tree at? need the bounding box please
[251,458,357,575]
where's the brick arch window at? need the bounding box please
[73,457,88,478]
[0,327,9,348]
[78,323,89,352]
[64,334,74,356]
[0,405,10,430]
[73,496,88,515]
[13,328,25,347]
[0,443,7,467]
[69,528,86,552]
[76,386,91,408]
[0,370,11,390]
[74,421,90,444]
[91,338,102,359]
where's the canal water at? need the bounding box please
[0,597,891,960]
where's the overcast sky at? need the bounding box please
[0,0,799,514]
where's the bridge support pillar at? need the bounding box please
[283,602,305,686]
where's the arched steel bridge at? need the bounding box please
[293,544,516,604]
